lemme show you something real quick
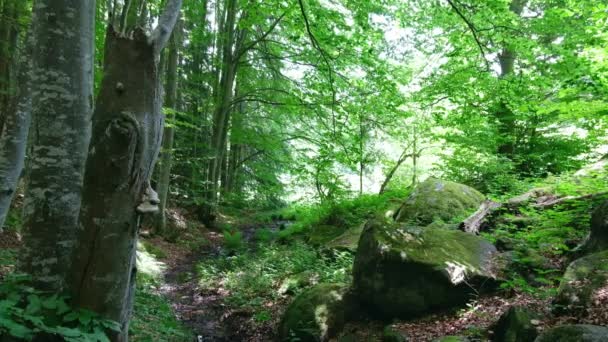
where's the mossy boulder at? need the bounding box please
[278,271,319,295]
[535,325,608,342]
[433,337,470,342]
[383,325,408,342]
[308,225,346,245]
[579,200,608,254]
[352,219,498,319]
[278,283,356,342]
[491,306,538,342]
[325,224,365,251]
[554,250,608,313]
[394,178,485,225]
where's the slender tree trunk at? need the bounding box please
[69,1,182,339]
[155,19,182,235]
[19,0,95,292]
[379,146,410,195]
[202,0,238,222]
[0,33,32,231]
[0,0,26,133]
[495,0,526,158]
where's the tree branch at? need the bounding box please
[150,0,183,57]
[446,0,490,72]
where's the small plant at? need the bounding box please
[223,229,244,252]
[0,274,119,341]
[254,228,276,242]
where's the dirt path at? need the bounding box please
[153,217,292,341]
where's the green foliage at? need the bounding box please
[254,228,277,243]
[4,209,22,232]
[0,248,17,269]
[222,229,244,253]
[0,274,119,341]
[196,242,353,317]
[129,273,191,341]
[279,189,407,240]
[140,241,167,259]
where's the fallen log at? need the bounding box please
[459,200,502,234]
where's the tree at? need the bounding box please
[19,0,95,292]
[69,0,183,339]
[0,1,30,230]
[154,18,182,235]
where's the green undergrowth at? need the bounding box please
[0,274,119,342]
[196,241,353,321]
[278,189,408,241]
[0,248,17,269]
[483,167,608,296]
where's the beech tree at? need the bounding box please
[69,0,183,339]
[19,0,95,292]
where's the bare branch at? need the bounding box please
[150,0,183,57]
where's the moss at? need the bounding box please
[308,224,347,245]
[278,283,355,342]
[433,336,469,342]
[535,325,608,342]
[352,220,497,319]
[554,250,608,312]
[395,178,485,225]
[372,220,495,274]
[325,224,365,251]
[492,306,538,342]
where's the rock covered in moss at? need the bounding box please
[491,306,538,342]
[554,250,608,313]
[382,325,408,342]
[325,224,365,251]
[394,178,485,225]
[579,200,608,253]
[535,324,608,342]
[278,283,356,342]
[433,336,470,342]
[308,224,345,245]
[352,219,498,319]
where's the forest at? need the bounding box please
[0,0,607,341]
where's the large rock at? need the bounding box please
[579,200,608,253]
[352,219,498,318]
[278,283,356,342]
[491,306,538,342]
[554,250,608,313]
[535,325,608,342]
[325,224,365,251]
[394,178,485,225]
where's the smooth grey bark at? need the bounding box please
[69,1,182,340]
[202,0,239,222]
[19,0,95,292]
[495,0,527,157]
[0,34,32,231]
[154,19,181,234]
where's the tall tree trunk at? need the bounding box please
[0,0,26,133]
[0,32,32,231]
[19,0,95,292]
[69,1,182,340]
[495,0,526,158]
[202,0,238,222]
[154,19,182,235]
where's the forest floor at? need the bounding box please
[138,209,292,341]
